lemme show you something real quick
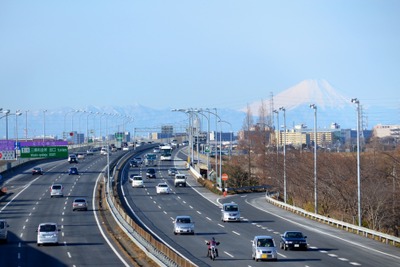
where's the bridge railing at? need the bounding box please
[265,193,400,247]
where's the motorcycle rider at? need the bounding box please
[206,237,219,257]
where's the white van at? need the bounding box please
[50,184,64,198]
[37,222,60,246]
[0,219,9,242]
[252,235,278,261]
[221,202,240,222]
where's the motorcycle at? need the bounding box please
[206,240,220,261]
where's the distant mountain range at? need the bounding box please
[1,79,397,139]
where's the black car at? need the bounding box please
[129,159,139,168]
[32,167,44,175]
[279,231,308,250]
[146,168,156,178]
[68,167,79,175]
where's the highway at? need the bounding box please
[120,147,400,267]
[0,151,130,267]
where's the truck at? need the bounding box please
[174,174,187,187]
[144,153,157,166]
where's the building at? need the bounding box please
[373,124,400,139]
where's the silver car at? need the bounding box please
[72,198,88,211]
[252,235,278,261]
[50,184,63,198]
[37,222,60,246]
[0,220,9,242]
[221,202,241,222]
[173,215,194,235]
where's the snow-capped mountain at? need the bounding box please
[242,79,398,130]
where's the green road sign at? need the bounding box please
[20,146,68,158]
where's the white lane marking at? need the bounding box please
[350,262,362,266]
[338,258,349,261]
[328,253,338,257]
[232,231,240,236]
[158,205,162,209]
[196,211,202,214]
[277,252,287,258]
[224,251,234,258]
[25,219,29,222]
[20,233,23,238]
[67,252,72,258]
[18,242,21,248]
[218,224,225,228]
[163,211,167,214]
[18,253,21,259]
[206,217,212,221]
[189,205,193,209]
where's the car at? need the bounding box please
[50,184,64,197]
[146,168,156,178]
[279,231,308,250]
[36,222,60,246]
[134,157,143,165]
[221,202,241,222]
[68,154,78,163]
[153,147,160,153]
[32,167,44,175]
[129,159,139,167]
[0,219,9,243]
[174,174,186,187]
[100,148,108,155]
[168,167,178,176]
[86,149,94,155]
[122,146,129,151]
[130,175,144,188]
[68,167,79,175]
[156,183,170,194]
[72,198,88,211]
[252,235,278,261]
[173,215,194,235]
[77,153,85,160]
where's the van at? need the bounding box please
[174,174,186,187]
[252,235,278,261]
[0,219,9,242]
[50,184,64,198]
[221,202,240,222]
[37,222,60,246]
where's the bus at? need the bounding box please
[160,145,172,161]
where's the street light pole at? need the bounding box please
[279,107,287,203]
[273,110,279,156]
[351,98,362,227]
[25,110,29,141]
[43,110,47,143]
[15,110,22,159]
[310,104,318,214]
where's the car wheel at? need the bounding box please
[174,232,177,235]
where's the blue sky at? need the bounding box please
[1,0,399,113]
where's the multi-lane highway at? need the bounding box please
[0,151,130,267]
[120,147,400,267]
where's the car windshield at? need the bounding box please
[177,218,191,223]
[224,205,238,212]
[257,238,274,247]
[40,224,56,232]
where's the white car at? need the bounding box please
[156,183,170,194]
[130,175,144,188]
[252,235,278,261]
[50,184,64,198]
[37,222,60,246]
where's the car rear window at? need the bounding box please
[74,199,86,203]
[40,224,56,232]
[52,185,62,190]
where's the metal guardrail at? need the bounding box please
[265,193,400,246]
[104,145,197,267]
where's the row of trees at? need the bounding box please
[222,105,400,236]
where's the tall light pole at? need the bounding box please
[194,110,211,179]
[351,98,362,227]
[310,104,318,214]
[43,110,47,143]
[273,110,279,156]
[3,109,10,141]
[15,110,22,159]
[25,110,29,141]
[279,107,287,203]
